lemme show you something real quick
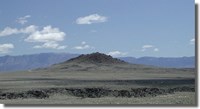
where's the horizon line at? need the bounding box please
[0,52,195,58]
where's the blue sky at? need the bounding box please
[0,0,195,57]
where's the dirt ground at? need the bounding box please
[0,64,196,105]
[0,92,195,105]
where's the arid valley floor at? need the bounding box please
[0,53,196,105]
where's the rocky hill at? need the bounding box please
[66,52,126,64]
[49,52,132,71]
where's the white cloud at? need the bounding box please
[76,14,107,24]
[20,25,38,34]
[107,51,127,57]
[74,41,94,50]
[33,42,58,49]
[0,25,37,37]
[25,25,65,43]
[0,43,14,53]
[0,27,19,37]
[0,25,66,50]
[141,44,158,52]
[25,25,66,50]
[33,42,66,50]
[16,15,31,25]
[0,25,64,43]
[190,38,195,45]
[74,45,90,50]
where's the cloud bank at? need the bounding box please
[0,25,66,50]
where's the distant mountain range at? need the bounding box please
[0,53,79,72]
[119,56,195,68]
[0,53,195,72]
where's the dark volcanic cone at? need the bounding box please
[65,52,127,64]
[47,52,135,71]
